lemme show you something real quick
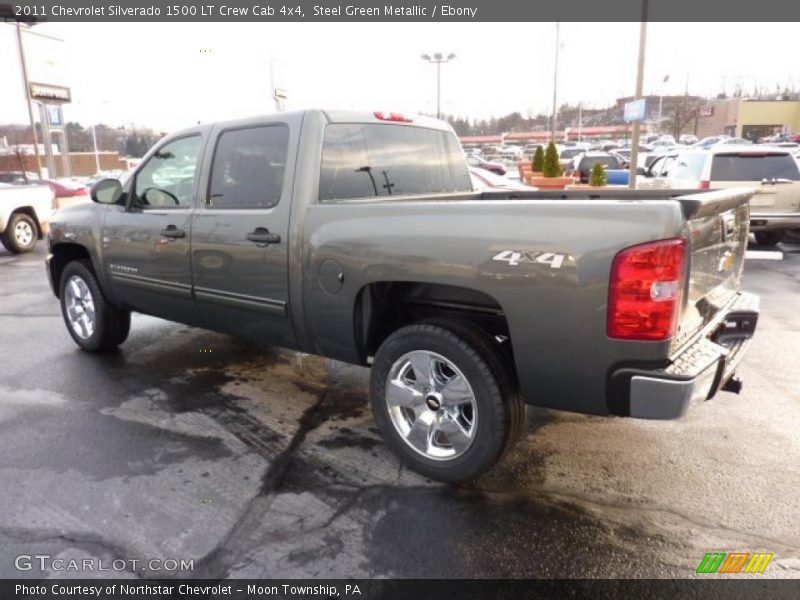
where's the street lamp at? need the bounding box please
[551,22,560,141]
[420,52,456,120]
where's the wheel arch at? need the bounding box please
[49,243,94,299]
[9,207,44,239]
[353,281,516,376]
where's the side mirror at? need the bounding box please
[91,178,123,205]
[636,167,647,176]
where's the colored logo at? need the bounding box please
[696,552,773,574]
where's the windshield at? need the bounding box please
[579,156,619,170]
[560,149,583,159]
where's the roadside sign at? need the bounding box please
[624,98,646,123]
[29,82,71,103]
[46,105,62,127]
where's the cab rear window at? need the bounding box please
[710,153,800,181]
[319,124,472,201]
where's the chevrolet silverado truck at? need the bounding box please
[45,110,759,482]
[1,183,54,253]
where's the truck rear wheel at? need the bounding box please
[754,231,783,247]
[370,321,524,482]
[1,213,38,254]
[59,260,131,352]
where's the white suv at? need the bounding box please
[639,147,800,246]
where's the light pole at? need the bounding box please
[551,22,560,141]
[421,52,456,120]
[628,1,649,190]
[14,22,43,180]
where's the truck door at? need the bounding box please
[190,121,296,348]
[102,134,204,324]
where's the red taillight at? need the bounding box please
[699,180,710,189]
[607,238,686,341]
[374,111,413,123]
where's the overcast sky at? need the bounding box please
[1,22,798,132]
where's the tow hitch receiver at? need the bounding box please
[722,375,743,394]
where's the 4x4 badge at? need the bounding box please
[492,250,567,269]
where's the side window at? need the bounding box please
[133,136,202,208]
[208,124,290,209]
[671,153,708,181]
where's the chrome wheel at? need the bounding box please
[14,220,34,247]
[385,350,477,460]
[64,275,96,340]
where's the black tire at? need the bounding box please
[754,231,783,247]
[370,320,525,482]
[59,260,131,352]
[1,212,38,254]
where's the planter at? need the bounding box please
[523,171,543,185]
[529,176,574,190]
[565,183,612,190]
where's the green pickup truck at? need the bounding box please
[46,110,759,481]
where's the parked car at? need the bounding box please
[691,135,731,150]
[0,171,41,186]
[522,144,544,156]
[559,147,585,170]
[469,167,531,192]
[679,134,699,145]
[466,154,507,176]
[0,183,54,253]
[495,145,523,160]
[40,178,90,209]
[47,109,759,482]
[567,152,623,183]
[714,137,753,146]
[637,147,800,246]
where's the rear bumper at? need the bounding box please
[750,212,800,231]
[611,292,759,420]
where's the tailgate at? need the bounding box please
[671,188,754,353]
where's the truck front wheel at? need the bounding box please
[59,260,131,352]
[370,321,524,482]
[1,213,38,254]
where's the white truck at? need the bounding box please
[0,184,55,253]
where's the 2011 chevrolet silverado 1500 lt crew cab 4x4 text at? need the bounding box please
[45,110,759,482]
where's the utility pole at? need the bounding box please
[628,1,649,189]
[15,22,42,179]
[551,22,560,141]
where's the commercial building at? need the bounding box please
[695,98,800,141]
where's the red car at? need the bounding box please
[466,154,507,176]
[42,179,90,198]
[41,179,90,209]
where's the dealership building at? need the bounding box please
[695,98,800,140]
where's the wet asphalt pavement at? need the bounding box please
[0,239,799,580]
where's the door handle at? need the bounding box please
[246,228,281,245]
[160,225,186,239]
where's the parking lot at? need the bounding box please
[0,239,799,579]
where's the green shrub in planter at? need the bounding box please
[589,162,608,187]
[531,146,544,172]
[543,142,562,178]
